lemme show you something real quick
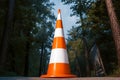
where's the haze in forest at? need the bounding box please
[0,0,120,77]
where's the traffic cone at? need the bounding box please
[41,9,76,78]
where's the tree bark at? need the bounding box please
[39,42,44,76]
[105,0,120,67]
[0,0,15,68]
[78,1,90,76]
[96,44,106,75]
[75,53,81,77]
[83,37,90,76]
[24,36,30,76]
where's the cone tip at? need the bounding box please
[58,9,61,14]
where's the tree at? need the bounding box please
[83,0,118,75]
[62,0,119,76]
[0,0,55,76]
[0,0,15,68]
[105,0,120,67]
[62,0,94,77]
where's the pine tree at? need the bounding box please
[105,0,120,67]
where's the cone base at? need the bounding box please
[40,74,76,78]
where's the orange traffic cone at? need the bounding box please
[41,9,76,78]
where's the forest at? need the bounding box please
[0,0,120,77]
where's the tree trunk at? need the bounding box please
[39,42,44,76]
[11,48,15,73]
[24,35,30,76]
[105,0,120,67]
[78,1,90,76]
[0,0,15,68]
[83,37,90,76]
[42,48,46,74]
[75,51,81,77]
[96,45,106,75]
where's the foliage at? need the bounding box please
[109,67,120,77]
[0,0,55,76]
[62,0,120,76]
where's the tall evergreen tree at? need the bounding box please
[0,0,15,69]
[62,0,119,76]
[0,0,55,76]
[105,0,120,67]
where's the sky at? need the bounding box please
[50,0,78,39]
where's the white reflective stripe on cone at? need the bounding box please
[57,13,62,20]
[54,28,64,37]
[49,48,69,63]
